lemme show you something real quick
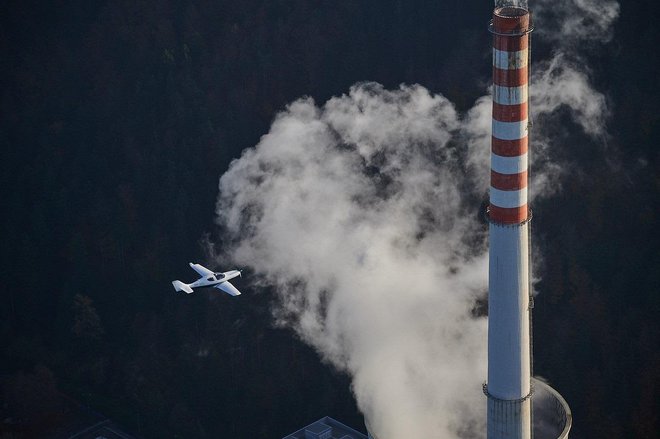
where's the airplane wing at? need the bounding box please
[214,281,241,296]
[189,262,214,277]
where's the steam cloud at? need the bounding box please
[213,0,618,437]
[534,0,620,44]
[218,86,489,437]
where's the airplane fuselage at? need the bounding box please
[188,270,241,290]
[172,263,242,296]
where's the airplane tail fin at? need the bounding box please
[172,280,194,294]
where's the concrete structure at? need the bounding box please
[484,4,534,438]
[531,378,572,439]
[484,2,571,439]
[282,416,367,439]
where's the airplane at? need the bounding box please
[172,262,242,296]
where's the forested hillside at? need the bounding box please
[1,1,658,438]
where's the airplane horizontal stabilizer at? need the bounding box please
[172,280,194,294]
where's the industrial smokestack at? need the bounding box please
[485,1,533,439]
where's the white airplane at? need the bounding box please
[172,262,242,296]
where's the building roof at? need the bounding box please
[50,419,140,439]
[282,416,367,439]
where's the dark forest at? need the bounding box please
[1,0,658,438]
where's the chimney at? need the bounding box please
[485,2,533,438]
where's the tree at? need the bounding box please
[71,294,104,343]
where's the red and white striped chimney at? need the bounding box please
[490,4,530,225]
[485,3,533,439]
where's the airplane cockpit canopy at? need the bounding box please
[215,273,225,279]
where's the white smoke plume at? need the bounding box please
[528,0,618,197]
[218,85,490,438]
[534,0,620,45]
[213,1,618,437]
